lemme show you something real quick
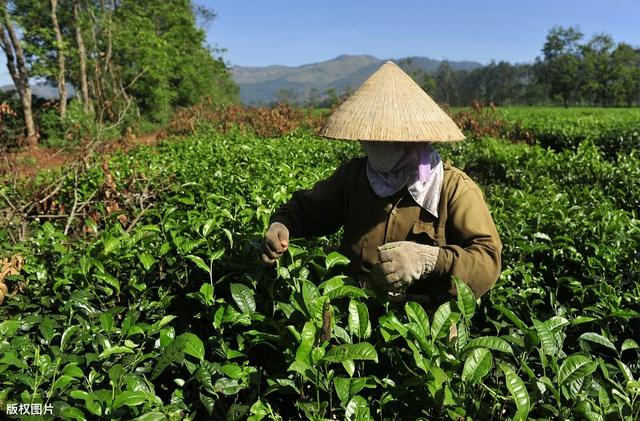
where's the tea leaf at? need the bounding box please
[462,348,493,384]
[186,255,211,274]
[113,391,147,408]
[454,277,476,320]
[431,302,455,343]
[405,301,430,337]
[301,280,320,314]
[180,333,205,360]
[533,319,558,356]
[325,252,350,269]
[295,322,316,364]
[0,320,19,336]
[348,299,371,340]
[324,286,368,300]
[557,355,596,385]
[61,325,80,351]
[103,237,120,254]
[499,363,530,420]
[99,346,135,359]
[345,395,370,420]
[493,305,528,331]
[323,343,378,363]
[621,339,639,352]
[230,283,256,315]
[465,336,513,355]
[139,253,155,271]
[95,273,120,294]
[578,332,616,352]
[334,377,350,403]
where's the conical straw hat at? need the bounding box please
[319,61,465,142]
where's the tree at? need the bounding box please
[50,0,67,116]
[13,0,74,111]
[85,0,127,123]
[73,0,90,112]
[0,0,238,146]
[580,34,615,106]
[398,57,436,95]
[323,88,339,108]
[111,0,238,123]
[520,63,548,105]
[537,26,584,107]
[610,43,640,106]
[434,61,457,105]
[0,0,37,144]
[305,87,320,108]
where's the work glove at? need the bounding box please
[260,222,289,265]
[370,241,440,293]
[0,282,7,305]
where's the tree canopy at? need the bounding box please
[407,26,640,107]
[0,0,238,145]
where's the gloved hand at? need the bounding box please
[370,241,440,293]
[260,222,290,265]
[0,282,7,305]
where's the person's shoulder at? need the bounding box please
[325,157,367,188]
[443,161,473,182]
[442,160,483,199]
[337,156,367,174]
[346,156,367,167]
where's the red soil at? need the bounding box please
[1,130,163,179]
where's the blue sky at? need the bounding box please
[1,0,639,85]
[198,0,640,66]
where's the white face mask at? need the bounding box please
[361,141,408,173]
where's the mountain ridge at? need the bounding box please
[232,54,482,104]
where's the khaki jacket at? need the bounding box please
[271,157,502,299]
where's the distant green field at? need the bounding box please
[314,105,640,157]
[452,106,640,156]
[452,105,640,118]
[454,105,640,115]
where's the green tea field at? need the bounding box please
[1,108,639,420]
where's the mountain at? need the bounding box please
[232,54,482,104]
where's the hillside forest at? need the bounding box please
[0,0,238,147]
[398,26,640,109]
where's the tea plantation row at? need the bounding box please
[497,107,640,157]
[0,126,638,420]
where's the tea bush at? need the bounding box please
[0,127,638,420]
[497,107,640,158]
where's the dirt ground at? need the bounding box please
[1,131,163,179]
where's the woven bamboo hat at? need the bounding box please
[319,61,465,142]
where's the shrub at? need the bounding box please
[168,100,327,138]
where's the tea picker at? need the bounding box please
[261,61,502,303]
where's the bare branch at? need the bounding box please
[64,170,79,235]
[125,204,152,234]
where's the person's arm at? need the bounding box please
[261,162,349,265]
[270,162,347,238]
[431,182,502,298]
